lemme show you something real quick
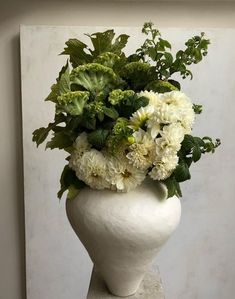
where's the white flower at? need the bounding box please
[107,157,146,192]
[138,90,162,108]
[161,123,185,145]
[180,108,195,134]
[161,91,191,108]
[152,102,180,124]
[155,123,185,157]
[69,132,91,171]
[129,105,154,130]
[160,91,195,133]
[75,149,110,190]
[126,129,156,170]
[149,154,179,181]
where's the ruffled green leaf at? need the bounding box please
[32,114,66,147]
[87,30,129,57]
[46,131,74,150]
[61,39,92,67]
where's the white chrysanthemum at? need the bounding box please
[138,90,162,108]
[160,91,195,133]
[155,123,185,157]
[107,157,146,192]
[129,105,154,130]
[149,154,179,181]
[153,102,179,124]
[126,129,156,170]
[161,123,185,145]
[161,91,191,108]
[180,108,195,134]
[69,132,91,170]
[75,149,110,190]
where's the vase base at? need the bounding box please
[87,266,165,298]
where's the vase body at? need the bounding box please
[66,179,181,297]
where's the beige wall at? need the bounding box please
[1,1,235,299]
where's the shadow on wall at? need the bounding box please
[11,33,26,299]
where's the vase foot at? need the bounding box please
[87,266,165,298]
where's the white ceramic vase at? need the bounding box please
[66,179,181,297]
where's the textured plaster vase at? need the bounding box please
[66,179,181,297]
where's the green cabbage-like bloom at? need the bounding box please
[56,91,90,116]
[108,89,135,105]
[145,80,178,93]
[70,63,121,97]
[121,61,154,90]
[94,52,121,69]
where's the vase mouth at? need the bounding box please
[76,178,168,201]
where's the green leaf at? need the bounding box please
[103,107,119,119]
[46,131,74,150]
[82,110,97,130]
[32,114,65,147]
[193,103,203,114]
[45,84,60,103]
[58,63,70,94]
[174,161,191,182]
[162,176,182,198]
[168,79,181,90]
[87,30,129,57]
[61,39,92,67]
[58,165,85,199]
[192,145,201,162]
[67,185,80,200]
[87,129,109,150]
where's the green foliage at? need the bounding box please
[163,177,182,198]
[32,114,66,147]
[86,30,129,57]
[58,165,86,199]
[45,62,70,103]
[163,135,221,198]
[106,118,133,154]
[56,91,89,116]
[87,129,109,150]
[169,33,210,79]
[137,22,210,81]
[46,131,74,150]
[61,39,92,68]
[193,103,203,114]
[109,89,149,118]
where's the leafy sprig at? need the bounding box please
[163,135,221,198]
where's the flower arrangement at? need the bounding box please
[33,22,220,200]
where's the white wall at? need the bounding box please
[1,1,235,299]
